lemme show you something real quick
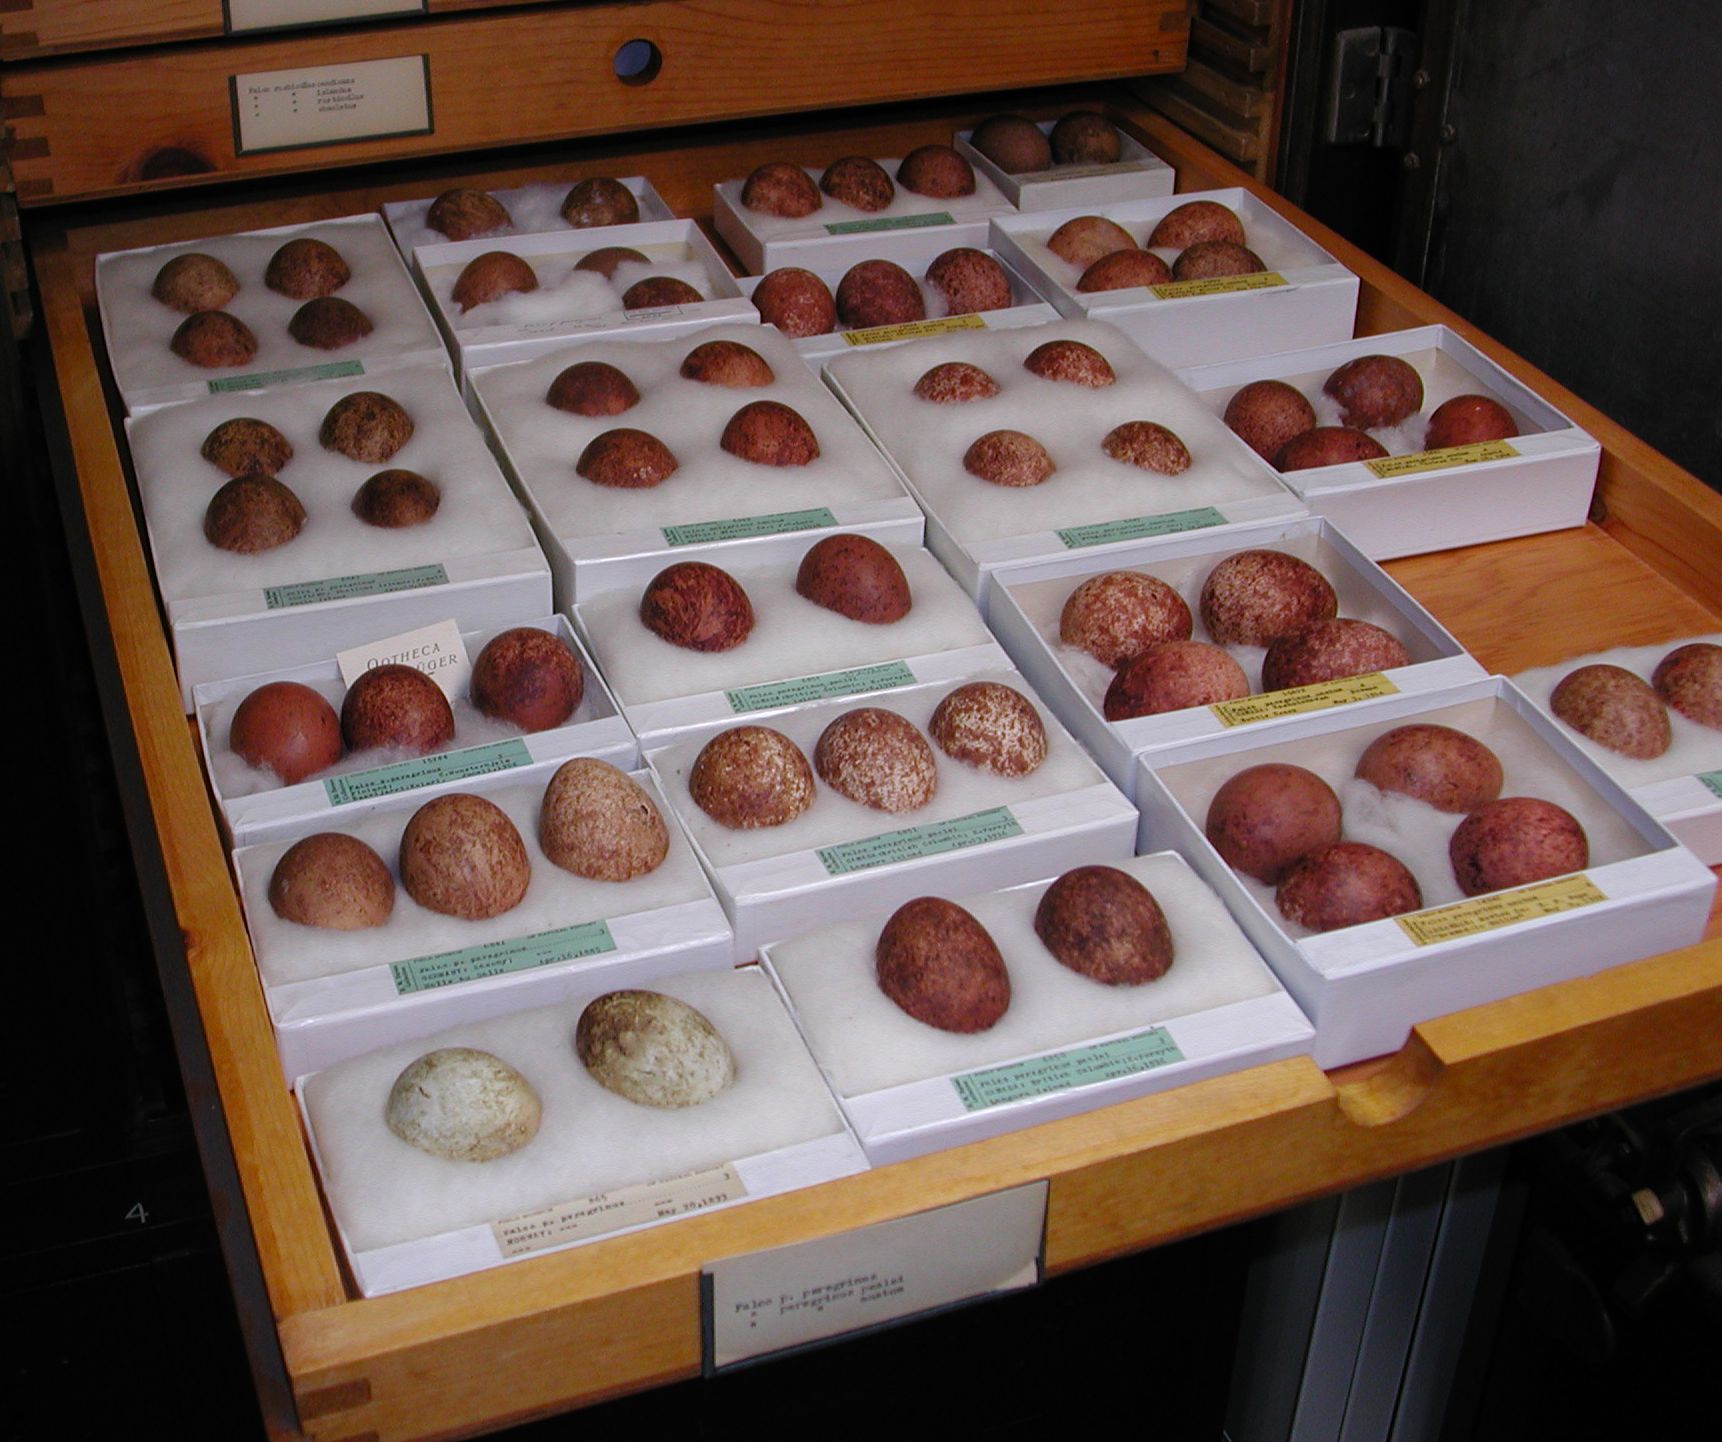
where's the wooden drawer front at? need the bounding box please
[0,0,1190,204]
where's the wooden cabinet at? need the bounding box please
[15,12,1721,1435]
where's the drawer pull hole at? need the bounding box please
[614,39,662,86]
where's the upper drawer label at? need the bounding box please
[232,54,432,155]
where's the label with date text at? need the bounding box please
[843,314,986,346]
[1210,672,1398,727]
[1365,441,1520,479]
[1150,271,1287,300]
[953,1028,1184,1110]
[324,739,530,806]
[493,1164,745,1254]
[1395,875,1606,947]
[264,563,448,608]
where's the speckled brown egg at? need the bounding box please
[963,429,1055,487]
[540,758,668,881]
[1103,641,1250,720]
[1199,550,1338,647]
[1205,763,1343,884]
[679,338,774,387]
[288,296,374,349]
[1324,354,1424,428]
[1224,380,1317,462]
[1425,394,1519,449]
[1262,618,1411,690]
[264,237,350,299]
[1059,571,1192,668]
[577,428,677,488]
[835,259,925,328]
[970,114,1053,173]
[1035,865,1173,984]
[913,361,999,404]
[341,664,454,754]
[576,991,734,1108]
[741,162,822,218]
[1023,338,1115,387]
[171,311,258,368]
[639,561,755,652]
[201,417,292,477]
[897,144,976,197]
[820,155,895,211]
[1450,796,1589,896]
[796,533,912,623]
[574,245,649,278]
[268,832,394,930]
[1076,249,1173,292]
[1355,724,1504,813]
[230,680,342,783]
[400,793,531,920]
[560,177,639,228]
[1050,111,1123,165]
[752,267,837,336]
[1171,240,1267,280]
[1047,215,1137,269]
[926,248,1012,314]
[1102,420,1190,474]
[622,276,705,309]
[320,391,414,463]
[1275,426,1390,470]
[451,251,537,312]
[152,253,238,313]
[203,473,305,553]
[426,187,511,241]
[352,468,440,528]
[1653,642,1722,728]
[876,896,1010,1032]
[1148,201,1247,249]
[547,360,640,416]
[471,627,584,732]
[386,1048,540,1162]
[689,725,816,828]
[814,708,938,812]
[1277,843,1422,932]
[720,400,819,466]
[928,681,1047,776]
[1551,664,1671,759]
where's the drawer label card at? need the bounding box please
[263,563,448,608]
[391,917,617,994]
[825,212,955,235]
[1396,875,1607,947]
[207,360,364,394]
[324,739,532,807]
[662,508,837,546]
[1151,271,1288,300]
[231,54,432,156]
[1210,672,1399,727]
[818,806,1022,876]
[952,1028,1185,1111]
[1700,770,1722,800]
[1365,440,1520,479]
[494,1163,744,1255]
[1057,506,1225,549]
[843,314,987,346]
[726,661,915,714]
[225,0,424,35]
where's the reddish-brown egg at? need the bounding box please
[340,665,455,754]
[912,361,999,404]
[1034,865,1173,985]
[1450,797,1589,896]
[229,681,342,783]
[1103,641,1250,719]
[820,156,895,211]
[752,267,837,337]
[1205,762,1343,884]
[963,430,1055,487]
[470,627,584,732]
[1059,571,1192,668]
[897,144,976,197]
[689,726,815,828]
[1324,354,1424,428]
[560,177,639,228]
[547,361,640,416]
[835,259,925,329]
[1076,250,1173,292]
[1148,201,1247,249]
[795,534,912,623]
[1277,843,1423,931]
[1199,550,1338,647]
[577,428,677,488]
[1261,618,1411,690]
[1224,380,1317,462]
[639,561,755,652]
[1022,339,1115,386]
[720,401,819,466]
[876,897,1010,1032]
[740,162,821,218]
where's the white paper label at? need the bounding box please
[226,0,424,34]
[705,1182,1045,1369]
[232,54,432,155]
[336,617,469,699]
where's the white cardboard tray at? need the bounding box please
[381,175,676,253]
[953,117,1176,211]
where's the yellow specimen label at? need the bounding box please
[1209,672,1399,727]
[1364,440,1520,479]
[1150,271,1287,300]
[842,313,987,346]
[1395,875,1606,947]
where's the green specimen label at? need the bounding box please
[952,1028,1186,1110]
[391,919,618,994]
[1699,770,1722,800]
[206,359,365,393]
[824,211,955,235]
[264,563,449,609]
[817,806,1022,876]
[323,740,533,806]
[661,508,837,547]
[1056,507,1226,549]
[725,661,916,713]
